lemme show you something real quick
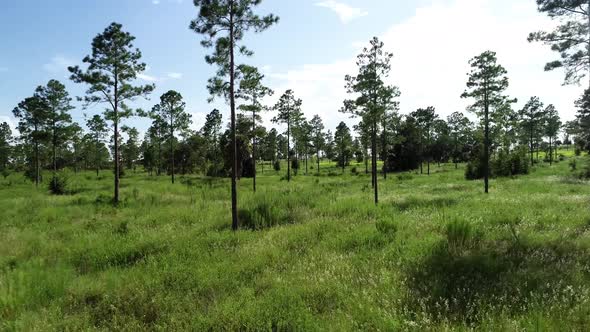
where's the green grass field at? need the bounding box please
[1,153,590,330]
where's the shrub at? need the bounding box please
[291,159,300,175]
[1,168,9,179]
[445,219,480,254]
[376,219,398,237]
[575,147,582,156]
[466,147,528,180]
[273,160,281,172]
[570,158,577,171]
[351,167,358,175]
[206,163,226,177]
[465,159,484,180]
[48,174,68,195]
[397,173,414,181]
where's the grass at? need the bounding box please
[1,153,590,330]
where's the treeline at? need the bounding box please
[2,0,590,229]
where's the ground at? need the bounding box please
[1,152,590,331]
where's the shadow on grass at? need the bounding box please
[403,236,590,325]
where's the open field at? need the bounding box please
[1,154,590,330]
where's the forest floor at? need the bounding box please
[2,151,590,331]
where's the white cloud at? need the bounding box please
[315,0,368,23]
[267,0,583,133]
[152,0,160,4]
[167,72,183,79]
[137,73,158,82]
[42,55,75,74]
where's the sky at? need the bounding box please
[0,0,586,138]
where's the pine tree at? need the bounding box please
[272,90,303,182]
[461,51,512,194]
[86,115,108,177]
[341,37,400,204]
[190,0,278,230]
[237,65,272,191]
[69,22,154,205]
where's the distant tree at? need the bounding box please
[310,115,325,175]
[158,90,191,183]
[411,106,438,175]
[146,107,168,176]
[0,122,12,174]
[69,22,155,205]
[528,0,590,86]
[334,122,353,173]
[447,111,471,169]
[86,115,108,176]
[492,99,519,150]
[354,121,371,174]
[324,130,335,164]
[272,89,303,182]
[202,109,223,163]
[237,65,273,191]
[564,119,581,148]
[575,89,590,151]
[461,51,512,194]
[519,96,546,165]
[35,79,75,180]
[261,128,278,166]
[431,119,451,166]
[544,104,562,165]
[293,119,313,175]
[386,115,422,172]
[190,0,278,230]
[13,95,49,186]
[122,126,140,172]
[341,37,400,204]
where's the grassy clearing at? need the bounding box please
[1,154,590,330]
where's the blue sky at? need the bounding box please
[0,0,585,137]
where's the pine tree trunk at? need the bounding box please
[287,116,291,182]
[252,106,256,192]
[484,90,489,194]
[549,137,553,166]
[229,4,239,231]
[170,114,175,184]
[34,123,39,187]
[372,121,378,204]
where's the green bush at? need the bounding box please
[273,160,281,172]
[466,147,529,180]
[570,158,577,171]
[446,219,480,254]
[48,174,68,195]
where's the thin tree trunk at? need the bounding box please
[372,121,378,204]
[317,147,321,175]
[229,3,239,231]
[287,115,291,182]
[252,105,256,192]
[549,137,553,166]
[52,119,57,176]
[484,89,489,194]
[34,123,39,187]
[113,67,120,205]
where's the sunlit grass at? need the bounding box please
[1,151,589,330]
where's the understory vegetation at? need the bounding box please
[1,153,590,330]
